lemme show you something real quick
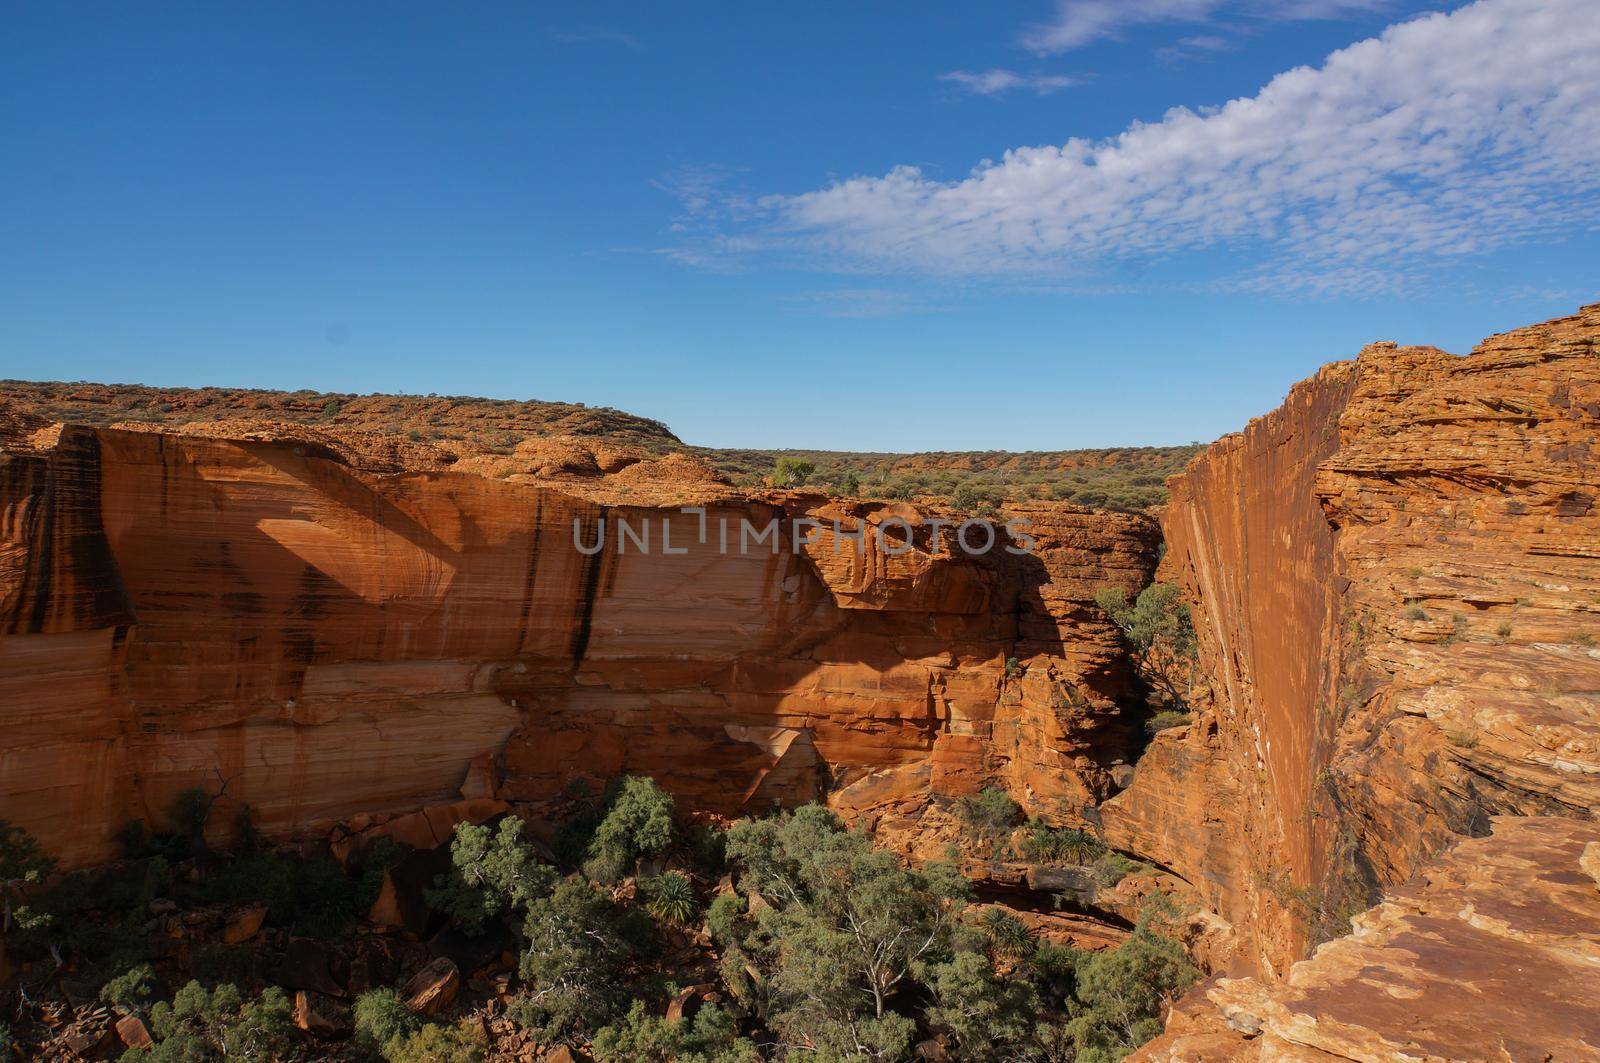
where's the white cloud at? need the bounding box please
[1177,33,1235,51]
[940,69,1081,96]
[748,0,1600,293]
[1022,0,1392,53]
[1157,33,1239,64]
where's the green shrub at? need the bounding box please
[130,981,295,1062]
[1092,851,1144,888]
[594,1000,758,1063]
[644,871,697,925]
[1062,921,1200,1060]
[0,819,55,935]
[954,788,1021,840]
[511,879,642,1042]
[353,988,422,1054]
[704,891,745,946]
[355,836,402,910]
[953,481,1003,512]
[100,963,158,1010]
[687,822,728,876]
[202,850,362,938]
[977,908,1037,960]
[723,803,971,1048]
[1031,940,1087,980]
[553,808,602,869]
[583,777,675,884]
[1097,582,1198,707]
[1097,583,1192,655]
[382,1021,483,1063]
[923,950,1038,1059]
[771,457,815,488]
[426,817,553,936]
[1145,710,1190,736]
[1019,823,1105,866]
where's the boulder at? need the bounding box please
[115,1015,153,1050]
[292,990,352,1038]
[368,846,451,934]
[663,984,703,1026]
[543,1046,591,1063]
[222,903,269,945]
[401,957,460,1015]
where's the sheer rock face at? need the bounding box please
[1131,817,1600,1062]
[0,424,1158,867]
[1105,304,1600,980]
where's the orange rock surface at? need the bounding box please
[0,421,1158,866]
[1105,304,1600,979]
[1133,817,1600,1062]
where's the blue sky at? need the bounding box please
[2,1,1595,450]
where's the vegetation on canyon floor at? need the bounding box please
[0,777,1198,1062]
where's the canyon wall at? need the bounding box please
[1107,304,1600,994]
[0,423,1158,867]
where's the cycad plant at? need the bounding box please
[979,908,1037,960]
[1058,828,1106,866]
[645,871,696,925]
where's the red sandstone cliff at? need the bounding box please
[1116,304,1600,1054]
[0,422,1158,867]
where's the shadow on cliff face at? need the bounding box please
[0,428,605,863]
[0,426,137,635]
[2,425,1168,865]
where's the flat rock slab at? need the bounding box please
[1136,816,1600,1061]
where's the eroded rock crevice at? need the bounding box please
[1124,304,1600,1057]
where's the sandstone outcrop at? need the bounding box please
[0,421,1158,867]
[1105,304,1600,979]
[1133,816,1600,1062]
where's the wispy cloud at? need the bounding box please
[1177,33,1234,50]
[939,69,1081,96]
[1021,0,1391,54]
[550,27,644,51]
[682,0,1600,296]
[1157,32,1239,64]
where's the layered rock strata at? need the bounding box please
[1106,304,1600,979]
[0,423,1158,867]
